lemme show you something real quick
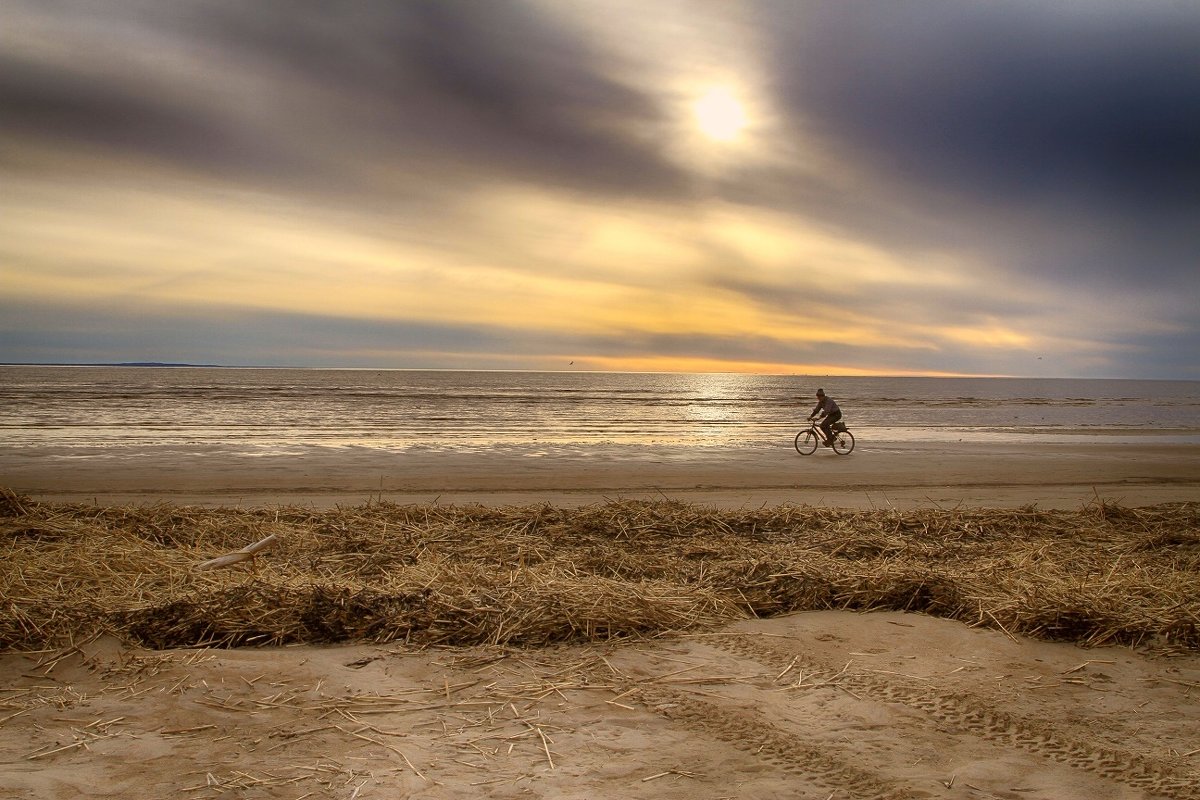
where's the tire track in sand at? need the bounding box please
[710,633,1200,800]
[634,683,921,800]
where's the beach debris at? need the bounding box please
[1,495,1197,654]
[0,487,33,517]
[196,533,278,572]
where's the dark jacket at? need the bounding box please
[810,396,840,417]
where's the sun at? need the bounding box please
[693,86,747,142]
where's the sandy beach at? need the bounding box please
[3,611,1198,800]
[4,439,1200,510]
[2,443,1198,799]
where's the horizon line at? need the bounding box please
[1,361,1193,382]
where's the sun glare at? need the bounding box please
[694,86,746,141]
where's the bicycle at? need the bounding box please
[794,418,855,455]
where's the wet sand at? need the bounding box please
[3,439,1198,510]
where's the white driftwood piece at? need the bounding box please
[197,533,278,571]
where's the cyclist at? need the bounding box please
[808,388,842,448]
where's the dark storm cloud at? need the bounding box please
[0,53,307,181]
[757,0,1200,288]
[198,0,690,196]
[0,0,688,199]
[769,2,1200,204]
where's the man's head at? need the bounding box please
[816,388,825,398]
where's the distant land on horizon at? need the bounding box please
[1,362,225,368]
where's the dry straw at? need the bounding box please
[1,488,1196,653]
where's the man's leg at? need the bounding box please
[821,412,841,446]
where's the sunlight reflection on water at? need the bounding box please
[2,367,1197,452]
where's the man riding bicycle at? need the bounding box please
[808,388,842,448]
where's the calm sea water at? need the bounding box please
[2,366,1199,452]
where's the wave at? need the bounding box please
[3,367,1198,449]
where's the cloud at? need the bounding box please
[0,0,690,203]
[0,0,1196,378]
[770,3,1199,201]
[7,292,1190,379]
[758,0,1200,289]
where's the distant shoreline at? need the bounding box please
[0,361,225,368]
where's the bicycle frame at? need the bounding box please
[795,418,855,455]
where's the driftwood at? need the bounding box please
[196,533,278,571]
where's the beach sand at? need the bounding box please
[2,442,1198,798]
[3,613,1198,799]
[4,439,1200,510]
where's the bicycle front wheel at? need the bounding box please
[794,430,818,455]
[832,430,855,455]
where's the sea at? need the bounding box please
[2,366,1199,454]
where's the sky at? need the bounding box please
[1,0,1198,378]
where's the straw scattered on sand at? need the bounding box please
[2,488,1196,654]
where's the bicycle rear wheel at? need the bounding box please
[832,430,855,455]
[794,430,818,455]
